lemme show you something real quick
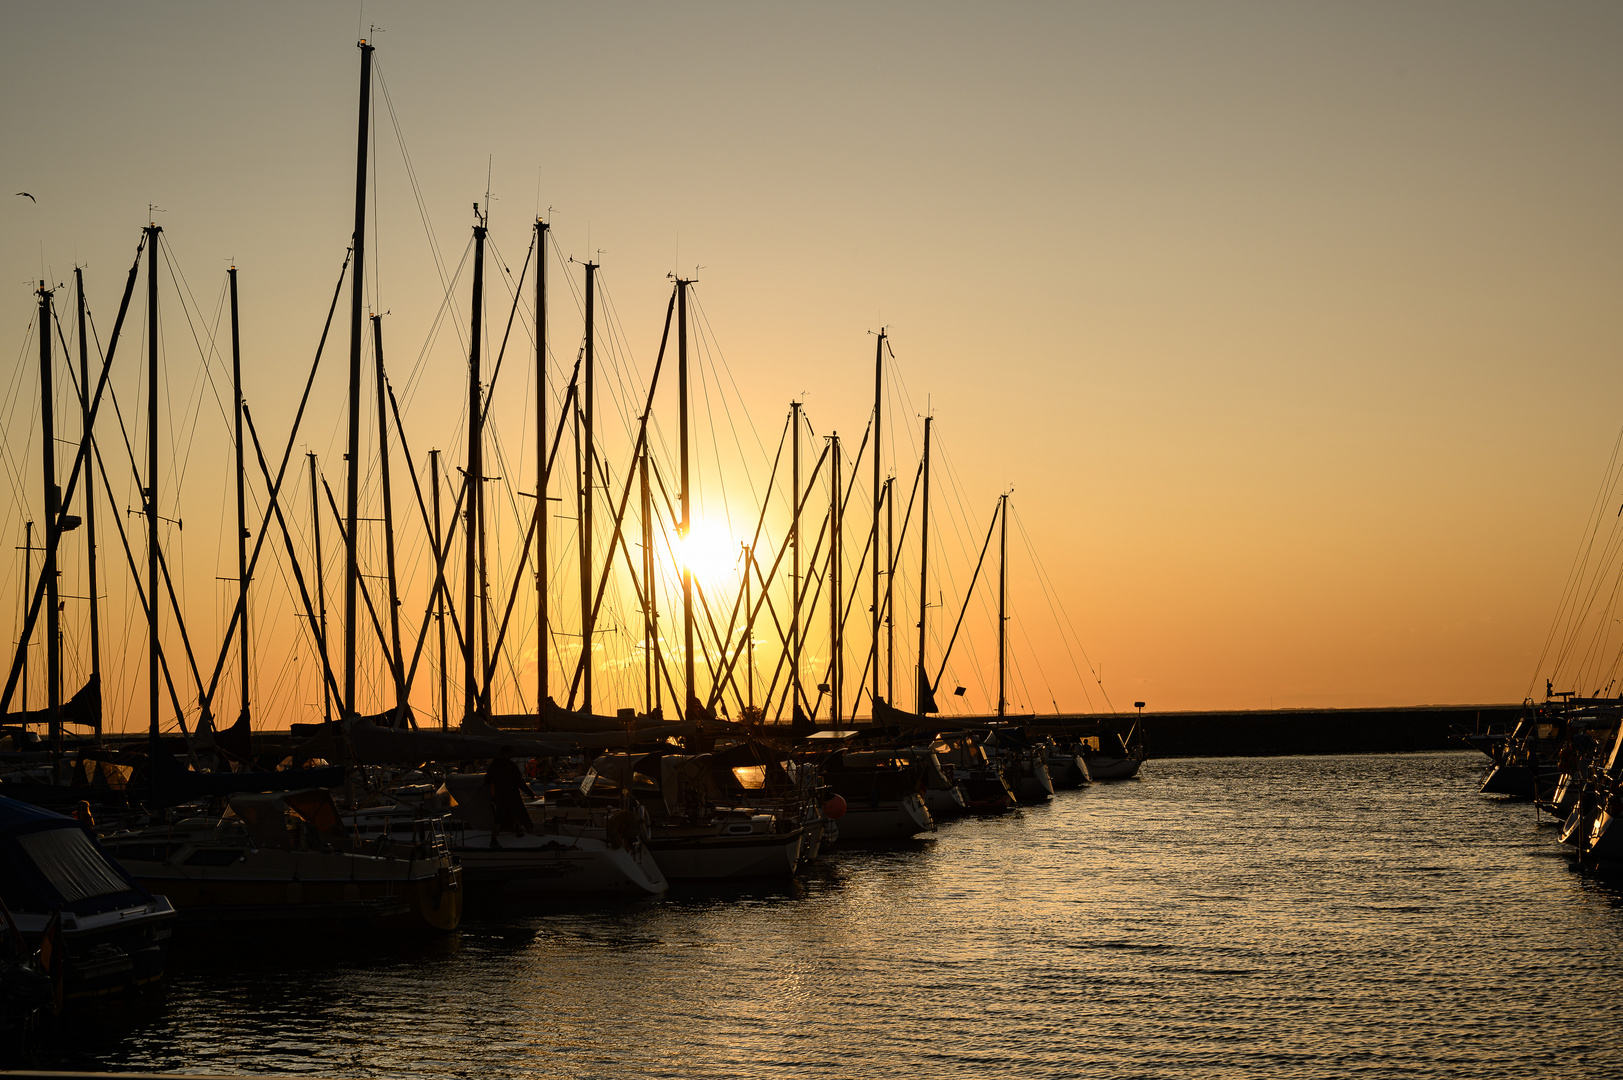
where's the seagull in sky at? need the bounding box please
[15,192,34,202]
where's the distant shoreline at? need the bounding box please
[1050,703,1519,759]
[75,702,1520,761]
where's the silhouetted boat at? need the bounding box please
[0,796,174,1001]
[100,789,461,931]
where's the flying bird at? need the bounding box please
[15,192,35,202]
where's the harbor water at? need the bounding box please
[27,751,1623,1078]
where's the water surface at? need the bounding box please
[29,753,1623,1078]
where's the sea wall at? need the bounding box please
[1032,704,1523,758]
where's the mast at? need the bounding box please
[871,329,884,713]
[145,223,161,776]
[36,283,62,752]
[641,443,655,714]
[20,520,30,720]
[229,266,249,730]
[829,432,841,722]
[790,400,802,719]
[465,216,487,721]
[309,454,332,724]
[885,475,894,704]
[343,36,374,722]
[998,491,1008,718]
[744,543,754,713]
[74,268,101,737]
[581,260,597,713]
[431,450,448,730]
[535,217,549,721]
[677,277,695,718]
[916,415,932,714]
[371,314,406,716]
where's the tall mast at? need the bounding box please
[431,450,448,730]
[581,260,597,713]
[744,543,754,713]
[916,415,932,714]
[465,217,487,721]
[145,223,161,769]
[871,329,884,713]
[343,37,374,722]
[20,520,31,719]
[229,266,249,729]
[371,315,406,716]
[535,217,549,721]
[885,476,894,704]
[641,444,655,714]
[74,268,101,737]
[309,453,331,725]
[677,277,695,718]
[790,400,802,719]
[36,283,62,752]
[829,432,841,723]
[997,491,1008,718]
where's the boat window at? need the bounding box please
[732,765,768,790]
[15,826,133,903]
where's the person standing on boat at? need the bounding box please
[485,756,535,840]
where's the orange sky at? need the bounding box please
[4,3,1623,731]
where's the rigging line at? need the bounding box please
[86,417,194,731]
[555,288,675,698]
[375,59,465,360]
[470,231,537,442]
[155,238,228,506]
[1536,429,1623,690]
[1011,504,1112,711]
[318,473,394,684]
[1549,487,1623,660]
[700,418,791,710]
[1565,540,1623,681]
[156,237,232,439]
[646,453,734,701]
[934,434,1007,658]
[592,274,654,457]
[389,474,472,726]
[1,323,39,525]
[58,344,211,711]
[1548,522,1623,680]
[194,247,353,715]
[399,236,474,407]
[547,227,588,337]
[484,234,540,353]
[695,338,737,538]
[688,288,771,467]
[243,409,344,709]
[809,475,881,712]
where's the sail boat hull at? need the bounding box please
[453,830,668,896]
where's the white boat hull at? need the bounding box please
[1086,755,1144,780]
[830,793,935,841]
[924,785,969,819]
[648,827,804,880]
[454,830,668,896]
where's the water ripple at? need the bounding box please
[18,752,1623,1078]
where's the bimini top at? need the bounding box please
[0,795,152,917]
[0,794,72,832]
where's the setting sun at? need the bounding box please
[678,519,741,587]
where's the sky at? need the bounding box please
[3,2,1623,732]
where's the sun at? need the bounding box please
[679,519,740,587]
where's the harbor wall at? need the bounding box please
[86,704,1526,760]
[1033,703,1523,758]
